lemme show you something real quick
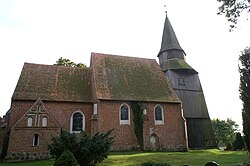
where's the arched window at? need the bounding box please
[154,105,164,125]
[42,117,47,127]
[27,117,33,127]
[33,134,39,146]
[120,103,130,125]
[70,111,85,133]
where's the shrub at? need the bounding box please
[226,143,233,150]
[54,149,77,166]
[48,130,114,166]
[233,132,245,150]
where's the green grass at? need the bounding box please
[98,149,250,166]
[0,159,54,166]
[0,149,249,166]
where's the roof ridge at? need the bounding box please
[91,52,156,61]
[24,62,89,69]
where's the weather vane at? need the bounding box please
[164,1,167,14]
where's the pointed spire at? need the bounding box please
[158,14,185,57]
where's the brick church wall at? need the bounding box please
[97,100,139,150]
[6,99,187,158]
[42,101,93,133]
[97,100,188,151]
[7,100,93,158]
[7,128,60,160]
[143,102,188,151]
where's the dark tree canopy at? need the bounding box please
[239,47,250,152]
[217,0,250,30]
[54,57,87,68]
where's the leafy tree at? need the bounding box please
[48,130,114,166]
[232,132,245,150]
[217,0,250,30]
[211,118,239,146]
[54,149,77,166]
[239,47,250,152]
[54,57,87,68]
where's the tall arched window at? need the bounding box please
[70,111,85,133]
[27,117,33,127]
[33,134,39,146]
[154,105,164,125]
[120,103,130,125]
[42,117,47,127]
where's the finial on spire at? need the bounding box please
[164,0,167,14]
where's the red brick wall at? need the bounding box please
[97,100,188,151]
[42,101,93,133]
[143,103,188,151]
[97,100,138,150]
[7,100,93,156]
[7,101,34,129]
[8,128,60,155]
[7,99,188,157]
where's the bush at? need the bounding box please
[48,130,114,166]
[141,162,171,166]
[226,143,233,150]
[54,149,77,166]
[233,132,245,150]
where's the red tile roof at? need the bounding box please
[12,63,92,102]
[91,52,180,103]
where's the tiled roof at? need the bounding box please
[91,52,180,103]
[12,63,92,102]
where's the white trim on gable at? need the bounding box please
[12,98,60,129]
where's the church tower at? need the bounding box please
[158,14,215,148]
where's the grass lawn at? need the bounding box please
[0,149,249,166]
[98,149,250,166]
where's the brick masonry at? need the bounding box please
[5,99,188,158]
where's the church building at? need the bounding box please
[1,14,214,159]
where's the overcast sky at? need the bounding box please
[0,0,250,130]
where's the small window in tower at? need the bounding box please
[178,78,185,86]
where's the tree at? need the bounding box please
[54,57,87,68]
[211,118,239,146]
[48,130,114,166]
[232,132,245,150]
[239,47,250,152]
[217,0,250,30]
